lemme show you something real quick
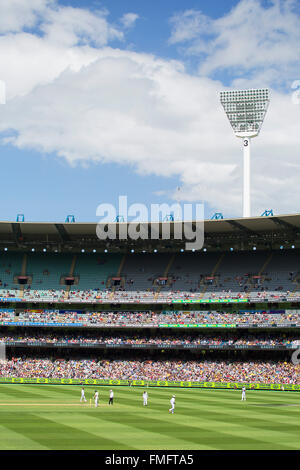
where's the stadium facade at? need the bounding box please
[0,214,299,389]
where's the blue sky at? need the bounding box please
[0,0,300,222]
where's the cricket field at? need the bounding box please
[0,384,299,450]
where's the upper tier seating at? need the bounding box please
[0,249,298,302]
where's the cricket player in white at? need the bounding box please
[143,391,148,406]
[169,395,175,414]
[94,390,99,407]
[109,389,114,405]
[80,387,87,403]
[241,386,246,401]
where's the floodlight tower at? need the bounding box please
[220,88,270,218]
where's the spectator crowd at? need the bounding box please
[0,331,299,347]
[0,287,299,303]
[0,358,298,384]
[0,309,299,326]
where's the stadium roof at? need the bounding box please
[0,213,300,252]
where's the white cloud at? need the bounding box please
[0,1,128,100]
[120,13,139,29]
[168,9,212,45]
[169,0,300,87]
[0,33,100,100]
[0,0,124,47]
[40,6,123,47]
[0,0,52,33]
[0,0,299,218]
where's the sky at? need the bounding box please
[0,0,300,222]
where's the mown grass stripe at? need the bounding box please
[0,412,132,450]
[0,385,299,450]
[124,408,299,450]
[37,409,212,450]
[0,423,48,450]
[103,409,280,450]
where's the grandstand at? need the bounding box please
[0,214,299,388]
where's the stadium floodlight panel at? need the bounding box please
[220,88,269,137]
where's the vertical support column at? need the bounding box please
[243,137,251,218]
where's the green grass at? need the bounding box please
[0,384,299,450]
